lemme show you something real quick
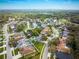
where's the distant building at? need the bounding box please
[41,27,51,36]
[32,22,37,28]
[10,33,36,56]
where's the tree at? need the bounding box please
[32,28,41,36]
[16,22,27,32]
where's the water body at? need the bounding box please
[56,51,73,59]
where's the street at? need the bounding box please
[3,24,12,59]
[42,41,48,59]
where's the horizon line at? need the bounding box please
[0,9,79,10]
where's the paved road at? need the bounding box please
[42,41,48,59]
[3,24,12,59]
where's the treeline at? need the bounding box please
[0,10,79,23]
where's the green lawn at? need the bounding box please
[0,42,3,46]
[14,48,19,55]
[12,48,19,56]
[0,54,4,59]
[32,41,44,52]
[0,47,3,53]
[31,40,44,59]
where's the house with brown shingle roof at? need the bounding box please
[56,37,71,53]
[19,45,36,56]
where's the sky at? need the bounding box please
[0,0,79,10]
